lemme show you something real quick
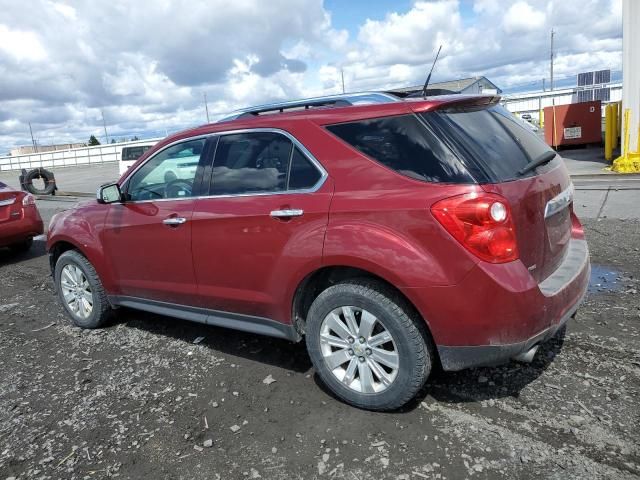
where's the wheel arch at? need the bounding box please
[48,235,117,293]
[291,265,437,355]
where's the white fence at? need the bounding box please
[502,84,623,117]
[0,138,163,172]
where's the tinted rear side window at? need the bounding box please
[327,115,474,184]
[422,105,557,182]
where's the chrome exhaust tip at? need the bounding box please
[513,345,539,363]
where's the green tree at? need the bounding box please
[88,135,101,146]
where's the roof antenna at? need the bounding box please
[421,45,442,98]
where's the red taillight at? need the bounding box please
[431,192,519,263]
[22,194,36,206]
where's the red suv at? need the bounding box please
[47,93,590,410]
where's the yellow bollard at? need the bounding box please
[612,108,640,173]
[539,108,544,128]
[618,101,623,139]
[604,104,613,162]
[611,102,618,149]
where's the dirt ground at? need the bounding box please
[1,218,639,480]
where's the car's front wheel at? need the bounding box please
[54,250,113,328]
[305,279,432,411]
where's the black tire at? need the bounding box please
[24,168,56,195]
[305,279,432,411]
[54,250,113,328]
[9,237,33,253]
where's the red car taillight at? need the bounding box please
[22,194,36,206]
[431,192,519,263]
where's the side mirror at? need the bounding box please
[97,183,122,204]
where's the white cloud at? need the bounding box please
[0,0,623,153]
[0,25,47,62]
[503,1,546,33]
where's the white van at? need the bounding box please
[119,142,158,175]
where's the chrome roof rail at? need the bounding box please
[217,92,401,122]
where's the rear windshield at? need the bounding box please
[326,115,475,184]
[421,105,558,182]
[122,145,152,161]
[0,182,6,188]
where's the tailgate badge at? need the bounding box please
[528,264,537,272]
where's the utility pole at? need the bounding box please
[550,29,555,91]
[101,110,109,144]
[204,93,210,123]
[341,69,345,94]
[542,78,546,92]
[28,122,38,153]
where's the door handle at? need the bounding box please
[163,217,187,226]
[270,209,304,218]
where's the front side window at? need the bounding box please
[127,138,206,201]
[210,132,292,195]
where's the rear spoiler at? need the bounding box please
[408,94,502,114]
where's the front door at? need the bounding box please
[191,131,332,323]
[102,136,212,306]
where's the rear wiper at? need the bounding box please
[517,151,557,176]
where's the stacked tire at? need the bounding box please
[20,168,56,195]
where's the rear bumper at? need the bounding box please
[437,287,586,370]
[405,236,590,371]
[0,208,44,248]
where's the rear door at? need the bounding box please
[103,136,213,305]
[421,105,572,282]
[191,130,332,322]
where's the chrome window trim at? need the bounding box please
[120,128,328,204]
[544,183,574,219]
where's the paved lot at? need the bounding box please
[1,198,640,478]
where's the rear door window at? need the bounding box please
[288,147,322,190]
[210,132,291,195]
[326,115,474,184]
[422,105,558,182]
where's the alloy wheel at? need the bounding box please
[60,264,94,320]
[319,306,399,393]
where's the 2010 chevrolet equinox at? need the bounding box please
[47,92,590,410]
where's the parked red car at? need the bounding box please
[47,93,590,410]
[0,181,43,252]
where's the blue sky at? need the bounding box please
[0,0,623,152]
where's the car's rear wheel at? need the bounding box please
[305,279,432,411]
[54,250,113,329]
